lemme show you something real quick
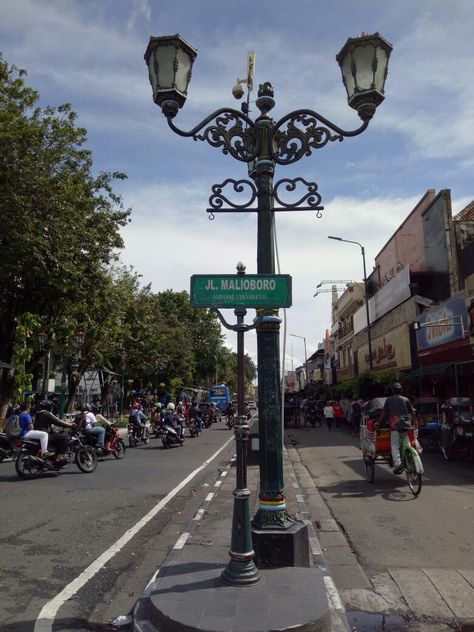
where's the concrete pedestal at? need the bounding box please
[252,521,310,568]
[133,561,331,632]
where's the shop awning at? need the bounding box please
[410,362,454,378]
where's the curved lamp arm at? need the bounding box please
[167,108,260,163]
[210,307,263,332]
[271,109,369,165]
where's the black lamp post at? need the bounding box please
[328,236,373,370]
[144,32,391,533]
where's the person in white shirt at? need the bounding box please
[323,401,335,430]
[82,405,105,447]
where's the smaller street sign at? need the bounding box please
[190,274,292,308]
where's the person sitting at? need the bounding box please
[18,402,51,458]
[81,404,106,449]
[164,403,184,439]
[129,402,147,439]
[375,383,416,475]
[32,400,74,460]
[189,401,204,433]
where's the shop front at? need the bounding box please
[357,323,412,375]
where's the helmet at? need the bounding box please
[132,402,141,409]
[167,402,175,411]
[156,403,162,409]
[393,382,403,392]
[37,400,53,412]
[179,401,183,406]
[13,404,21,414]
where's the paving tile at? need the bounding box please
[388,569,453,619]
[424,568,474,618]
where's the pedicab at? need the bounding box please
[360,397,422,495]
[414,397,442,450]
[439,397,474,461]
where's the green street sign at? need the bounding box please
[190,274,292,308]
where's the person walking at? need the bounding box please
[333,401,344,430]
[323,401,334,430]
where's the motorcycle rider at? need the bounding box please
[164,403,184,439]
[18,402,51,458]
[129,402,147,439]
[189,400,204,433]
[33,400,74,460]
[82,404,106,449]
[375,383,416,475]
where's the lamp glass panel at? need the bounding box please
[148,49,158,92]
[374,46,389,92]
[353,44,375,90]
[156,44,176,89]
[341,54,355,98]
[175,46,192,93]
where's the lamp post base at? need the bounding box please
[220,552,261,586]
[252,521,310,569]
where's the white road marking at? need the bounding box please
[220,470,228,477]
[193,508,205,521]
[204,492,215,502]
[173,532,190,549]
[34,434,235,632]
[214,479,222,487]
[324,576,344,611]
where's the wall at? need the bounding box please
[375,189,436,283]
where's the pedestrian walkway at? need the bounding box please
[133,444,350,632]
[131,429,474,632]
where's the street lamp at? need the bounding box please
[328,236,374,370]
[145,32,391,539]
[290,334,309,389]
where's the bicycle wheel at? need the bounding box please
[363,454,375,483]
[405,452,422,496]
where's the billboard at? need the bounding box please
[416,296,468,351]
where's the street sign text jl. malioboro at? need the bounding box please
[190,274,292,308]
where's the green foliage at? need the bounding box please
[11,313,40,402]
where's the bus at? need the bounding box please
[208,383,231,413]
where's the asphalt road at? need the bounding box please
[0,422,237,632]
[287,424,474,574]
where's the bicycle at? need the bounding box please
[360,419,423,497]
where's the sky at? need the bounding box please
[1,0,474,373]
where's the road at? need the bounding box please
[0,422,236,632]
[288,423,474,625]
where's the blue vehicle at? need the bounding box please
[208,384,231,413]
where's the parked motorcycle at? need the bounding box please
[15,428,97,479]
[82,424,126,459]
[162,424,184,448]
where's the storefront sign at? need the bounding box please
[357,323,412,373]
[416,297,468,351]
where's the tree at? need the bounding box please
[0,54,130,415]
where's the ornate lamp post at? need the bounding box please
[144,32,391,539]
[328,236,373,370]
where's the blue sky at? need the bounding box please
[1,0,473,371]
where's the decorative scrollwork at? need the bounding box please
[272,113,342,164]
[208,179,257,212]
[194,113,257,162]
[273,177,323,211]
[168,108,259,163]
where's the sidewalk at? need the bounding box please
[132,438,351,632]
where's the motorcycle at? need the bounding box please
[440,397,474,461]
[128,421,150,448]
[185,416,199,438]
[82,423,126,459]
[15,428,97,479]
[0,431,19,462]
[162,424,184,448]
[226,413,235,430]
